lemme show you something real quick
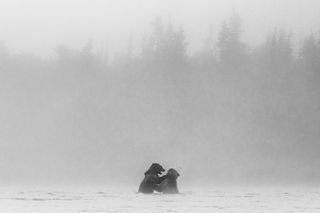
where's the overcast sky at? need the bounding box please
[0,0,319,58]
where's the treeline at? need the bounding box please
[0,15,319,81]
[1,13,320,74]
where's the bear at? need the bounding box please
[157,168,180,194]
[138,163,166,194]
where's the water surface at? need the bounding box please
[1,187,320,212]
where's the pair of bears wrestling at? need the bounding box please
[138,163,180,194]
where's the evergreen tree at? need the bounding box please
[163,23,188,63]
[300,34,320,71]
[141,18,188,65]
[80,40,96,68]
[216,11,246,67]
[261,29,293,69]
[192,25,217,68]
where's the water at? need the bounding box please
[1,186,320,212]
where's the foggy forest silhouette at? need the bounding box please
[1,12,320,186]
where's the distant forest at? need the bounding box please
[0,13,320,80]
[1,13,320,184]
[1,13,320,79]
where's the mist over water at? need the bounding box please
[0,0,320,189]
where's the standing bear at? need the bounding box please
[138,163,166,194]
[156,168,180,194]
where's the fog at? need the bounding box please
[0,0,320,187]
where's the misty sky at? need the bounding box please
[0,0,320,57]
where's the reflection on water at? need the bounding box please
[0,187,320,213]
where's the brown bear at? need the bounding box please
[138,163,166,194]
[157,168,180,194]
